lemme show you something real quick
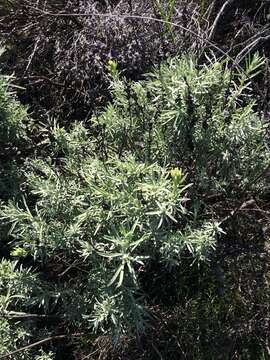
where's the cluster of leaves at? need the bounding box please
[1,143,221,335]
[0,75,28,200]
[0,77,54,359]
[0,0,199,121]
[0,53,269,358]
[0,260,56,360]
[96,54,269,194]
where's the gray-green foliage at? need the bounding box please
[0,75,54,358]
[2,147,220,336]
[0,74,28,199]
[0,54,269,352]
[0,122,223,341]
[0,75,27,143]
[0,260,55,359]
[96,54,269,193]
[0,318,28,357]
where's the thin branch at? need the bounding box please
[208,0,236,41]
[219,199,257,225]
[58,259,89,277]
[0,333,84,359]
[24,38,40,74]
[205,0,218,21]
[236,34,270,64]
[21,75,65,87]
[151,343,164,360]
[233,25,270,51]
[1,311,60,320]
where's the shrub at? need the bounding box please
[95,54,269,194]
[1,147,222,336]
[0,54,269,357]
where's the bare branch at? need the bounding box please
[0,333,84,359]
[236,34,270,64]
[208,0,237,41]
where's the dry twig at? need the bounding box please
[0,333,84,359]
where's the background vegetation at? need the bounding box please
[0,1,270,359]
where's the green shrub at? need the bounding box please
[1,149,222,336]
[0,55,269,357]
[95,54,269,194]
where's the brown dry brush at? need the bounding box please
[1,0,270,122]
[0,0,201,122]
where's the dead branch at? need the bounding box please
[208,0,237,41]
[0,333,84,359]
